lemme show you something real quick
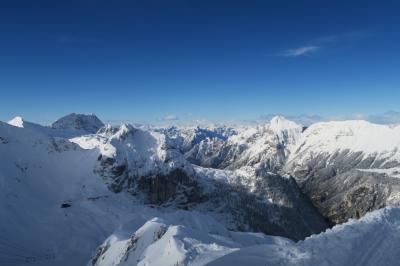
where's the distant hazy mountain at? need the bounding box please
[51,112,104,134]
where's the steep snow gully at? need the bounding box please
[1,113,400,266]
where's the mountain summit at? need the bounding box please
[8,116,26,128]
[51,113,104,134]
[269,115,302,132]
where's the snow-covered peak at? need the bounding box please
[8,116,25,128]
[266,116,303,147]
[269,115,302,133]
[51,113,104,134]
[97,124,118,136]
[291,120,400,157]
[72,122,192,179]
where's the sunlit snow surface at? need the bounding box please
[92,211,291,266]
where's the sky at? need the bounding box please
[1,0,400,124]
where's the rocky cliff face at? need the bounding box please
[72,122,329,240]
[207,171,329,240]
[285,121,400,224]
[137,169,203,206]
[177,118,400,226]
[285,151,400,224]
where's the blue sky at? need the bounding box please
[1,0,400,124]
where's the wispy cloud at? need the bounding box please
[331,111,400,125]
[315,31,370,44]
[277,31,370,58]
[280,45,320,57]
[161,114,179,121]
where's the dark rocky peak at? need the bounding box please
[51,113,104,134]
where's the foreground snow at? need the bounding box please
[93,207,400,266]
[91,211,291,266]
[208,207,400,266]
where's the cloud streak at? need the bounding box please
[161,114,179,121]
[280,45,320,57]
[277,31,369,58]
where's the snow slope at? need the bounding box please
[0,120,144,265]
[208,207,400,266]
[90,210,291,266]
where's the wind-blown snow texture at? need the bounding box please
[1,113,400,266]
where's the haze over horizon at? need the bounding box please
[1,0,400,123]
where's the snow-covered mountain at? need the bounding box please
[70,122,327,240]
[2,113,400,266]
[159,125,237,153]
[184,116,303,171]
[90,210,292,266]
[52,113,105,135]
[286,120,400,170]
[0,119,136,265]
[180,117,400,225]
[285,120,400,223]
[7,113,105,138]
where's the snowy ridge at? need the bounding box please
[8,116,25,127]
[208,207,400,266]
[229,115,303,147]
[269,115,303,145]
[288,120,400,167]
[160,125,237,152]
[219,116,302,170]
[7,114,104,138]
[95,207,400,266]
[91,211,291,266]
[72,123,193,179]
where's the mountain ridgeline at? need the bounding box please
[1,113,400,266]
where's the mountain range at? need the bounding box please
[1,113,399,266]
